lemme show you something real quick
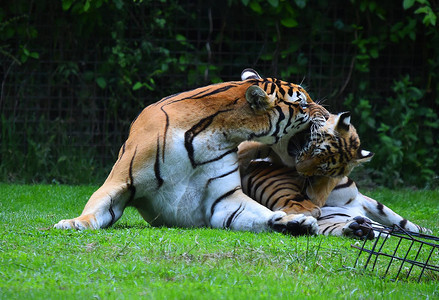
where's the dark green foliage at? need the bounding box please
[0,0,438,187]
[345,76,439,188]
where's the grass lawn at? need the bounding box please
[1,184,438,299]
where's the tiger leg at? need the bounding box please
[209,189,318,235]
[54,144,141,230]
[54,182,132,230]
[359,193,431,234]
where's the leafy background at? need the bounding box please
[1,0,438,187]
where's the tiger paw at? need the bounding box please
[342,216,375,240]
[54,215,97,230]
[269,213,318,236]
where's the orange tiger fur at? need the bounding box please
[54,69,328,234]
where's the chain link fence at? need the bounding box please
[0,1,434,183]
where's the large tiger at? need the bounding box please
[54,69,329,234]
[240,112,430,238]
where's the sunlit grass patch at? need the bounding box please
[1,184,438,299]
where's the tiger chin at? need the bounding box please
[54,68,329,235]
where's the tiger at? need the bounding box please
[240,111,373,209]
[239,112,430,238]
[54,68,329,234]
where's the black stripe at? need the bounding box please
[184,109,233,168]
[269,82,276,95]
[160,106,170,162]
[243,164,272,196]
[155,81,247,107]
[156,88,208,106]
[278,86,286,97]
[400,219,408,229]
[268,194,292,210]
[117,143,126,163]
[283,196,307,209]
[153,90,186,105]
[154,136,164,188]
[250,168,291,199]
[376,201,386,215]
[328,223,343,234]
[197,147,238,167]
[322,223,339,234]
[225,204,243,228]
[288,87,294,97]
[264,81,269,91]
[210,187,241,217]
[191,85,236,99]
[333,178,354,190]
[317,213,351,221]
[271,106,285,140]
[126,147,137,205]
[109,197,116,226]
[344,198,354,205]
[262,178,302,206]
[206,167,239,187]
[232,207,245,225]
[282,105,294,134]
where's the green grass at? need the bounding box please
[1,184,438,299]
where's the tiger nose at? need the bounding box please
[324,112,330,120]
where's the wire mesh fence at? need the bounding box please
[352,224,439,282]
[1,1,435,183]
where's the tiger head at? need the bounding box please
[293,112,374,177]
[240,69,329,147]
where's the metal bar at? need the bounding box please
[406,243,424,280]
[371,230,391,272]
[417,246,436,283]
[352,224,438,282]
[384,235,404,277]
[354,234,370,268]
[363,229,385,270]
[395,240,415,280]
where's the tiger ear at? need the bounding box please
[241,68,262,80]
[245,85,275,113]
[356,149,374,163]
[336,111,351,132]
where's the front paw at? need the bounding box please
[342,216,374,240]
[269,213,318,236]
[54,215,97,230]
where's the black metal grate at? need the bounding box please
[352,224,439,282]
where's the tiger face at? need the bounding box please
[239,69,329,145]
[294,112,373,177]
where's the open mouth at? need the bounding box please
[287,125,312,157]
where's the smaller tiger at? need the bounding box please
[240,112,373,235]
[240,112,431,238]
[240,112,373,207]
